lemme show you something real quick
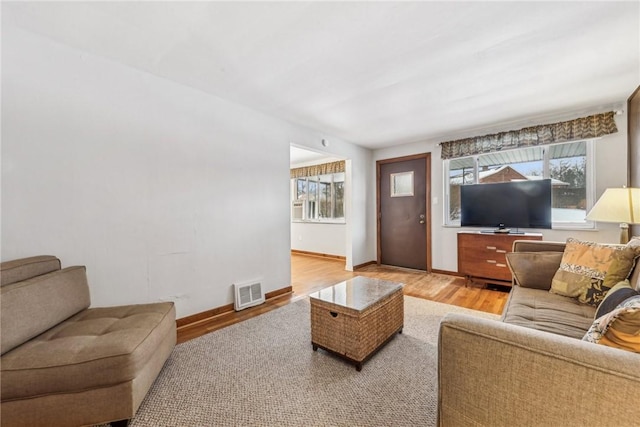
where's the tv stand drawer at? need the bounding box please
[457,231,543,285]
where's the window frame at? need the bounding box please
[443,139,596,230]
[292,173,346,224]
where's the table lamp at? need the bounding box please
[586,187,640,244]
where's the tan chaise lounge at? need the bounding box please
[0,256,176,427]
[438,240,640,426]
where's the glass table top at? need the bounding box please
[308,276,403,311]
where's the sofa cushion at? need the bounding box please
[1,266,91,355]
[550,238,635,306]
[506,251,563,290]
[502,286,596,339]
[583,295,640,352]
[0,302,176,401]
[0,255,60,286]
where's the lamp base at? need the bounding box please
[620,223,630,244]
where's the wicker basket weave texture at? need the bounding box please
[310,288,404,361]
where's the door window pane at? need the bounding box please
[390,171,414,197]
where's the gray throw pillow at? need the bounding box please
[505,252,564,290]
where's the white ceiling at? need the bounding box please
[290,146,340,166]
[3,1,639,150]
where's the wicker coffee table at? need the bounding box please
[309,276,404,371]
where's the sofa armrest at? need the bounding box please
[438,313,640,427]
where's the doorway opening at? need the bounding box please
[290,145,352,270]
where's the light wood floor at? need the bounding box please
[177,253,509,343]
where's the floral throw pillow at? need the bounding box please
[583,295,640,353]
[550,238,637,306]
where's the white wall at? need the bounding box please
[291,223,346,257]
[373,111,628,272]
[1,25,373,317]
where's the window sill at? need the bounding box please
[292,219,346,225]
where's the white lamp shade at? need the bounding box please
[586,187,640,224]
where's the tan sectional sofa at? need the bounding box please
[438,240,640,427]
[0,256,177,427]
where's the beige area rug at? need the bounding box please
[127,297,499,427]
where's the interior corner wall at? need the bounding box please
[373,111,629,273]
[0,26,370,318]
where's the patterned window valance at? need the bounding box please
[440,111,618,159]
[290,160,345,179]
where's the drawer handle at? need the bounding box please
[496,249,507,253]
[486,260,497,264]
[486,246,497,250]
[330,311,338,318]
[496,263,507,268]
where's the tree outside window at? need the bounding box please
[549,141,587,223]
[292,172,345,222]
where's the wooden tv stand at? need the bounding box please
[457,231,543,287]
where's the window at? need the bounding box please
[390,171,414,197]
[318,175,331,218]
[548,141,589,225]
[333,181,344,218]
[292,172,345,222]
[445,139,594,228]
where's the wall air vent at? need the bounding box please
[233,280,265,311]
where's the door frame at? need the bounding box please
[376,153,432,272]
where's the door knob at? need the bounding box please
[419,214,425,224]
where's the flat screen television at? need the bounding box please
[460,179,552,230]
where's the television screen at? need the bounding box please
[460,179,552,230]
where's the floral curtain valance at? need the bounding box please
[440,111,618,159]
[290,160,345,179]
